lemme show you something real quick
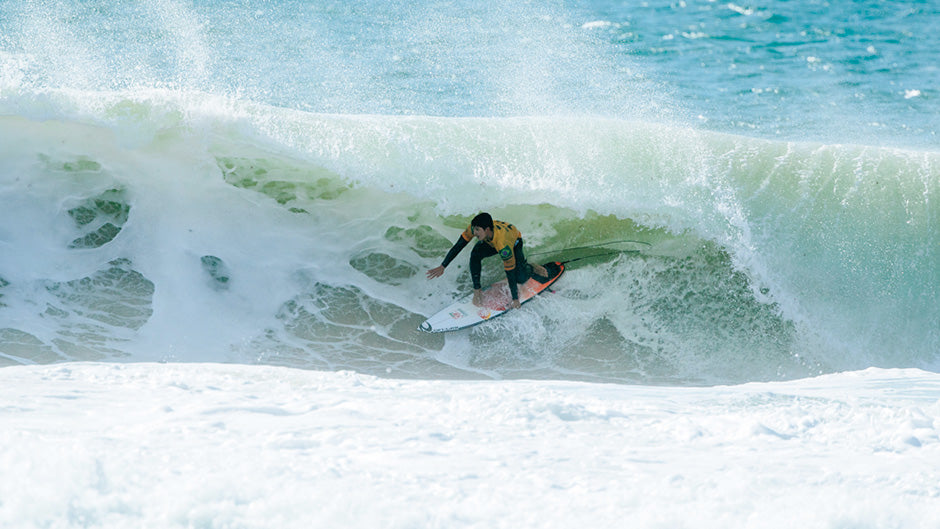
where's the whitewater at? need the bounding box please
[1,0,938,527]
[2,363,939,528]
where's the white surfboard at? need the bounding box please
[419,262,564,333]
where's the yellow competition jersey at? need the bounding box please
[460,220,521,270]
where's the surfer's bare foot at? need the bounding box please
[532,264,548,278]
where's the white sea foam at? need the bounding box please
[1,363,938,528]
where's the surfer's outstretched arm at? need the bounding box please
[428,234,472,280]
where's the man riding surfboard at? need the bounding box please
[426,212,548,310]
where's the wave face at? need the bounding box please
[0,91,935,385]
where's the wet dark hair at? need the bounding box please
[471,212,493,231]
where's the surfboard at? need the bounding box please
[419,261,564,333]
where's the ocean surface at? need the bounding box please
[0,0,938,527]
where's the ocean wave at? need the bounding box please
[0,90,936,383]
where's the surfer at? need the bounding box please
[427,212,548,309]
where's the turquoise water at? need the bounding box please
[582,0,939,146]
[0,0,936,384]
[3,1,937,144]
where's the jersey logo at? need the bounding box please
[499,246,512,260]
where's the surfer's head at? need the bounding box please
[471,212,494,242]
[471,212,493,231]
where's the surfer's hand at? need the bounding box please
[511,299,521,310]
[472,289,483,306]
[426,266,445,279]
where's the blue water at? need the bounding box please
[3,1,937,144]
[0,0,936,384]
[583,0,939,146]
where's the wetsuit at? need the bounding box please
[440,220,533,301]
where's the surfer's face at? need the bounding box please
[472,226,492,242]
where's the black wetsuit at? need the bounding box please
[440,221,533,301]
